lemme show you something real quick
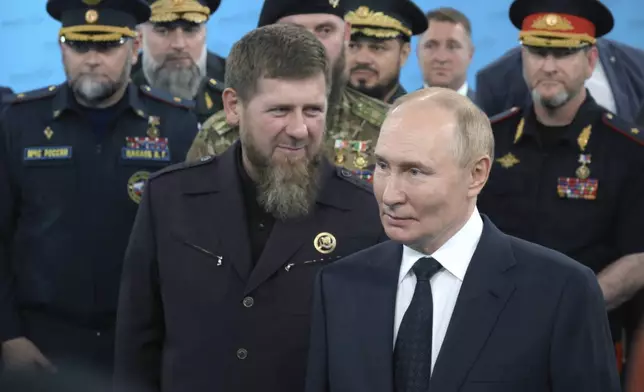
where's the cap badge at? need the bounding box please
[532,14,574,31]
[329,0,339,8]
[85,9,99,24]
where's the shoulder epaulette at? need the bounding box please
[335,166,373,194]
[345,88,389,127]
[201,109,234,136]
[3,85,59,105]
[602,112,644,146]
[140,85,195,109]
[489,107,521,124]
[149,154,216,181]
[206,78,224,92]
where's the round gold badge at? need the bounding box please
[575,165,590,180]
[85,9,99,24]
[545,14,558,27]
[354,155,367,169]
[127,171,150,204]
[314,232,337,254]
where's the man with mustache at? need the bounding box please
[344,0,427,104]
[0,0,198,377]
[477,0,644,375]
[187,0,390,184]
[114,23,385,392]
[131,0,225,123]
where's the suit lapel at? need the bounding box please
[429,217,517,391]
[182,143,253,282]
[244,162,346,295]
[597,40,629,117]
[358,241,401,392]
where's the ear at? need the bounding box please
[468,41,475,61]
[222,88,242,126]
[468,155,491,198]
[399,41,411,67]
[131,33,142,64]
[586,45,599,78]
[343,21,351,43]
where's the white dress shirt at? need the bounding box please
[423,82,469,97]
[393,209,484,374]
[585,59,617,114]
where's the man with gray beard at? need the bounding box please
[0,0,199,378]
[477,0,644,375]
[114,23,386,392]
[131,0,225,124]
[187,0,390,185]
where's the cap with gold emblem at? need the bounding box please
[146,0,220,24]
[345,0,427,41]
[47,0,150,42]
[509,0,614,48]
[258,0,345,28]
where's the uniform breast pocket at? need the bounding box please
[21,148,76,205]
[276,234,379,315]
[159,233,230,304]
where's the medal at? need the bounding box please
[335,152,345,164]
[575,154,591,180]
[147,116,161,139]
[354,154,367,169]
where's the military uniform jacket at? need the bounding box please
[113,142,387,392]
[0,83,199,343]
[186,86,389,182]
[131,51,225,124]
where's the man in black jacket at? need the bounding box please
[132,0,225,122]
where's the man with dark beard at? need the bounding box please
[344,0,427,104]
[477,0,644,376]
[187,0,390,183]
[114,23,385,392]
[131,0,226,123]
[0,0,198,378]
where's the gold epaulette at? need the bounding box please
[201,109,234,136]
[344,87,389,127]
[489,107,522,125]
[602,112,644,146]
[140,85,195,109]
[3,85,60,105]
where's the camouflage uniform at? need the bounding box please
[186,86,389,182]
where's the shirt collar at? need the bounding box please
[423,82,468,97]
[51,82,147,120]
[399,208,483,284]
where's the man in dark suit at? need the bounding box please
[114,23,385,392]
[305,87,620,392]
[417,7,476,102]
[344,0,427,104]
[476,38,644,121]
[131,0,226,122]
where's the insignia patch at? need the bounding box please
[24,146,72,161]
[44,127,54,140]
[314,232,336,254]
[85,9,98,24]
[122,137,171,161]
[128,171,150,204]
[557,177,598,200]
[495,153,520,169]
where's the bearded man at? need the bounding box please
[132,0,225,123]
[114,23,386,392]
[187,0,390,184]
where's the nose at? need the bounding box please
[284,110,309,140]
[432,45,450,63]
[541,54,558,73]
[354,46,374,66]
[84,50,102,67]
[380,173,406,209]
[170,30,187,50]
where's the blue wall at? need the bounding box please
[1,0,642,93]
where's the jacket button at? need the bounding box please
[242,296,254,308]
[237,348,248,360]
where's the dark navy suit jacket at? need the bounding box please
[305,216,620,392]
[475,39,644,122]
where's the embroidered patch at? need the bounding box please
[121,137,170,161]
[557,177,598,200]
[128,171,150,204]
[24,146,72,161]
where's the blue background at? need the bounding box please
[1,0,642,93]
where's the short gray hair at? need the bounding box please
[390,87,494,167]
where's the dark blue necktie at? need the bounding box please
[394,257,443,392]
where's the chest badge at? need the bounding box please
[128,171,150,204]
[147,116,161,138]
[495,153,520,169]
[314,232,336,254]
[44,126,54,140]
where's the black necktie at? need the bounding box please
[394,257,443,392]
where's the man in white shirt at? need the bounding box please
[305,87,620,392]
[417,8,476,102]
